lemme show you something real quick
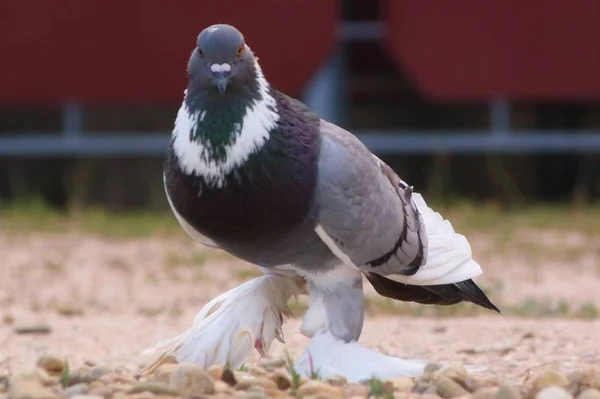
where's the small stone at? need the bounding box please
[435,362,469,385]
[243,385,267,399]
[536,386,573,399]
[270,370,291,390]
[215,380,235,394]
[568,368,600,396]
[579,390,600,399]
[54,300,85,317]
[208,365,223,381]
[107,382,134,393]
[342,383,369,398]
[8,379,57,399]
[436,376,470,398]
[467,376,500,392]
[88,385,112,397]
[14,324,52,335]
[496,383,522,399]
[2,313,15,325]
[128,382,179,395]
[297,380,343,399]
[235,376,277,392]
[325,375,347,387]
[414,382,434,394]
[151,364,178,385]
[258,359,285,371]
[65,383,90,396]
[36,354,64,375]
[473,387,499,399]
[422,362,445,382]
[391,377,415,392]
[249,367,268,377]
[90,365,113,380]
[221,368,237,387]
[168,362,215,396]
[528,370,569,398]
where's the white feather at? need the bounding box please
[294,330,486,382]
[386,192,483,286]
[171,48,279,188]
[141,274,301,369]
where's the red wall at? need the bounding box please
[383,0,600,101]
[0,1,339,105]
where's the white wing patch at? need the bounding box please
[172,48,279,188]
[384,192,483,286]
[315,224,356,268]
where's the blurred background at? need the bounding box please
[1,0,600,212]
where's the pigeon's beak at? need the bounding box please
[210,63,231,95]
[213,71,229,95]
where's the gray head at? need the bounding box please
[187,24,259,96]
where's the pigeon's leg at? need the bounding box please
[301,266,364,342]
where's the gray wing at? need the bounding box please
[314,120,428,276]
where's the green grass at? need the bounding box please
[3,196,599,238]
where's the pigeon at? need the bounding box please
[149,23,500,376]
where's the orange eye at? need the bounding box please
[237,44,244,57]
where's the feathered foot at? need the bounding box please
[293,330,486,382]
[141,274,302,373]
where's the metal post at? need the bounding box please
[490,98,510,138]
[62,101,83,141]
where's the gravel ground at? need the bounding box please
[1,230,599,398]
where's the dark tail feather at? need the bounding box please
[364,272,501,313]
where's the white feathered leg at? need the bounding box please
[294,330,486,382]
[142,274,302,371]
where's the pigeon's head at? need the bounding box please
[188,24,258,96]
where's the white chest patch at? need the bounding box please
[172,59,280,188]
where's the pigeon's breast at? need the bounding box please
[164,141,327,266]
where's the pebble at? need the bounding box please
[8,378,57,399]
[325,375,347,387]
[436,376,470,398]
[536,386,573,399]
[434,362,469,385]
[151,364,178,385]
[568,368,600,396]
[128,382,179,395]
[467,375,500,392]
[90,365,113,380]
[14,324,52,335]
[473,387,500,399]
[297,380,343,399]
[64,383,90,396]
[36,354,65,376]
[270,370,291,390]
[528,370,570,398]
[221,368,237,387]
[497,383,523,399]
[207,365,223,381]
[168,362,215,396]
[390,377,415,392]
[342,383,369,398]
[423,362,445,381]
[579,390,600,399]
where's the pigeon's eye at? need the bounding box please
[237,44,244,57]
[197,48,204,57]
